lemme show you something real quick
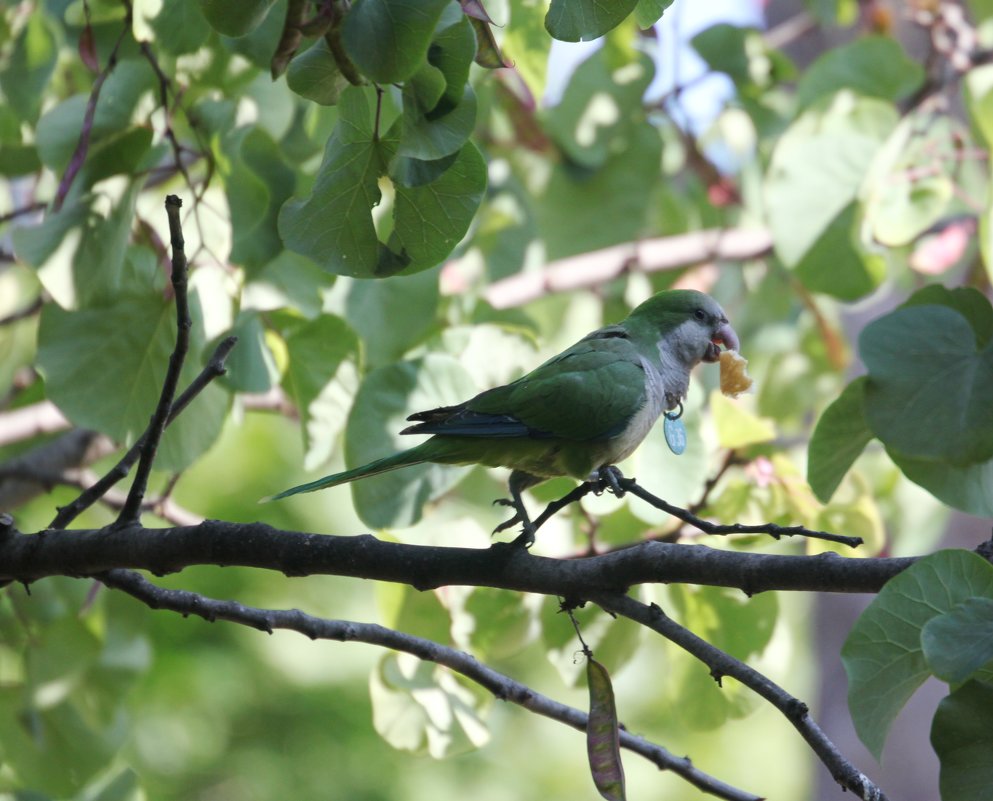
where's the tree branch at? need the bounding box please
[52,15,131,212]
[98,569,761,801]
[0,520,923,594]
[118,195,191,524]
[475,228,773,309]
[49,335,237,529]
[0,430,115,511]
[532,475,863,548]
[0,401,71,447]
[591,592,887,801]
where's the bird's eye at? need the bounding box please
[693,309,707,321]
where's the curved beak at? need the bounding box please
[703,319,740,362]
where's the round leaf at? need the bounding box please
[860,305,993,466]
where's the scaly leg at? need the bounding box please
[492,470,541,548]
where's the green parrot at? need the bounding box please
[267,289,740,546]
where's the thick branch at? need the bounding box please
[478,228,773,309]
[0,520,920,594]
[100,569,760,801]
[592,592,887,801]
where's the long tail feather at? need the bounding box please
[261,446,428,503]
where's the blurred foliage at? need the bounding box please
[1,0,993,800]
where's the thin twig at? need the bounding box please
[52,15,131,211]
[117,196,191,524]
[619,478,863,548]
[49,335,237,529]
[532,474,862,548]
[591,592,887,801]
[0,202,46,224]
[99,569,762,801]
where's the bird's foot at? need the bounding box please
[590,465,626,498]
[491,498,536,548]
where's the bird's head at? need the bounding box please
[627,289,739,367]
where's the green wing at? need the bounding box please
[464,331,647,442]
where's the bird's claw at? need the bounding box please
[491,498,536,548]
[591,465,626,497]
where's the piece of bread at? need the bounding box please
[719,350,753,398]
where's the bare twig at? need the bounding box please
[49,334,236,529]
[531,474,863,549]
[52,16,131,211]
[99,569,761,801]
[117,196,192,524]
[478,228,772,309]
[0,202,46,224]
[619,478,863,548]
[592,592,887,801]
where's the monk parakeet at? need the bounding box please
[268,289,739,545]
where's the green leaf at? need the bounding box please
[282,314,361,470]
[842,549,993,759]
[543,49,654,169]
[691,25,757,85]
[541,599,642,686]
[797,36,923,109]
[397,80,476,161]
[537,121,662,260]
[397,17,478,160]
[227,127,297,271]
[388,140,486,270]
[460,588,536,661]
[890,450,993,517]
[36,292,230,471]
[147,0,212,55]
[219,312,279,393]
[369,653,489,757]
[902,285,993,348]
[586,658,626,801]
[545,0,639,42]
[14,185,142,310]
[345,353,477,528]
[792,202,884,300]
[242,251,334,319]
[861,114,978,248]
[633,0,674,28]
[965,64,993,150]
[922,599,993,684]
[0,11,59,123]
[710,391,776,449]
[286,38,351,105]
[808,376,874,502]
[35,59,156,172]
[334,269,439,368]
[343,0,453,83]
[765,92,897,268]
[860,304,993,465]
[278,86,390,277]
[502,0,551,98]
[198,0,277,37]
[931,679,993,801]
